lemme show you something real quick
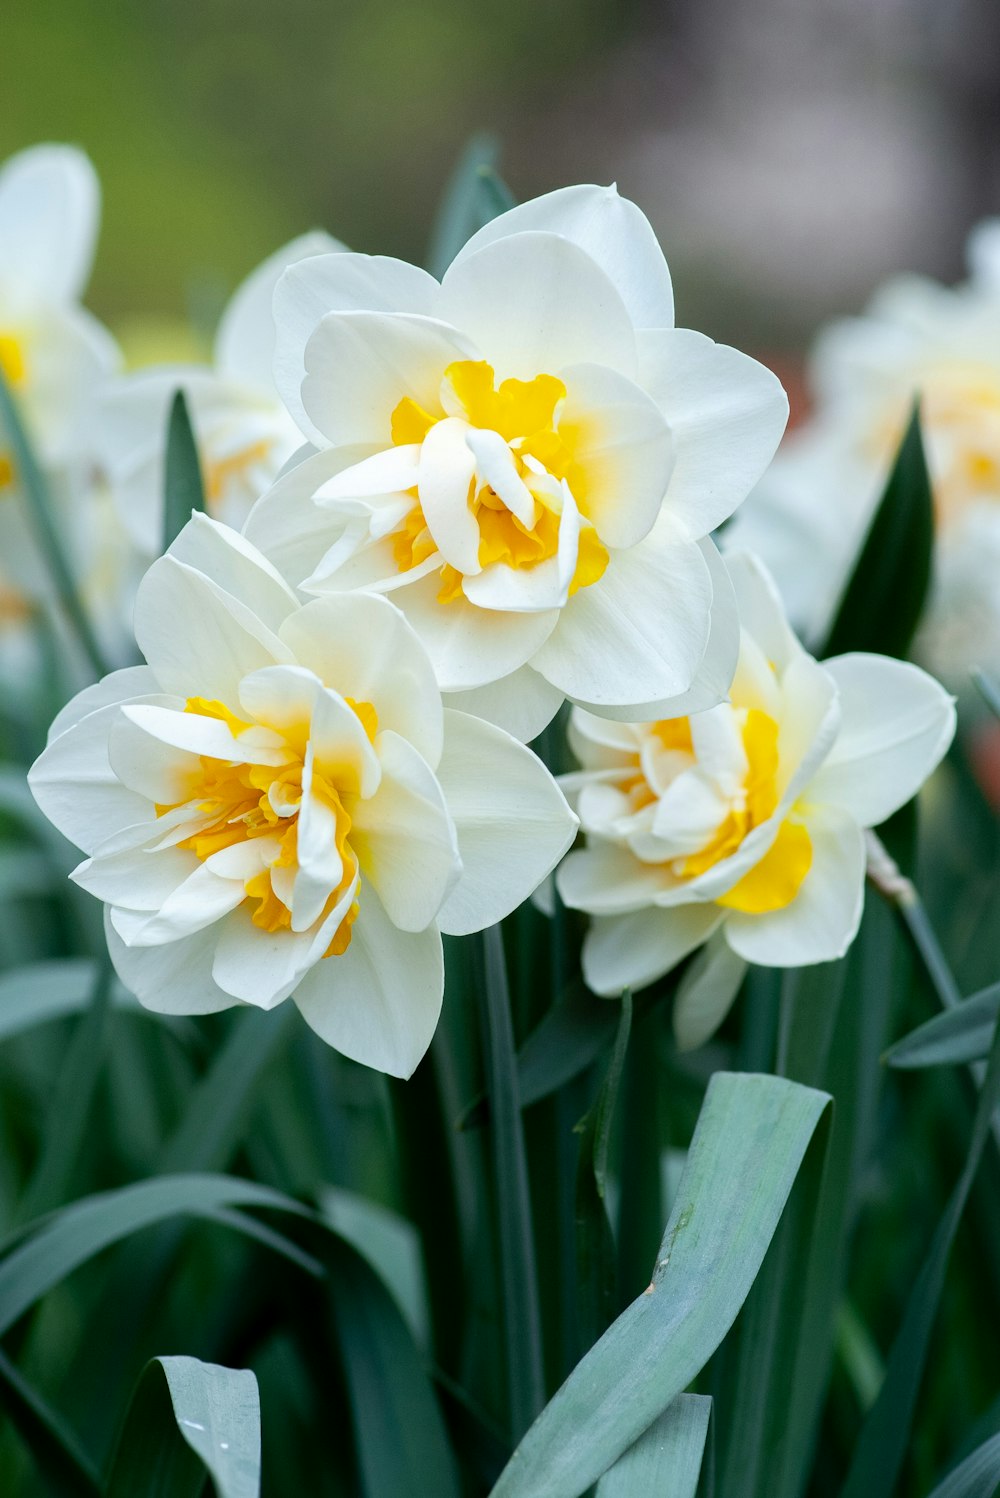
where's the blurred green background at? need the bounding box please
[5,0,1000,380]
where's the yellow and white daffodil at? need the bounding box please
[0,144,125,673]
[93,232,344,557]
[556,552,955,1042]
[28,515,577,1077]
[244,185,787,741]
[729,217,1000,689]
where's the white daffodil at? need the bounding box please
[557,552,955,1044]
[28,514,577,1077]
[0,145,126,673]
[244,184,787,742]
[728,217,1000,689]
[92,231,344,557]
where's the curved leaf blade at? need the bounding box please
[884,982,1000,1070]
[595,1394,712,1498]
[926,1431,1000,1498]
[162,390,205,553]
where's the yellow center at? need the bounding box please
[157,696,379,956]
[390,359,609,604]
[203,439,275,510]
[638,709,813,914]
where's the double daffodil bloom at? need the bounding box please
[245,184,788,741]
[557,553,954,1038]
[28,516,577,1077]
[93,232,343,557]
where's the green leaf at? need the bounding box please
[925,1431,1000,1498]
[0,1174,312,1337]
[106,1356,260,1498]
[821,401,933,660]
[971,667,1000,722]
[426,133,514,278]
[0,959,195,1044]
[884,982,1000,1069]
[320,1187,430,1349]
[460,979,620,1130]
[595,1395,712,1498]
[0,367,109,678]
[478,925,545,1438]
[0,1347,101,1496]
[839,1016,1000,1498]
[162,389,206,553]
[489,1071,832,1498]
[575,993,632,1350]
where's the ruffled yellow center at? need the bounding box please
[641,709,813,915]
[390,359,608,604]
[157,696,379,957]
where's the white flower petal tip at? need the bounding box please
[28,536,570,1076]
[557,554,953,1013]
[246,182,780,715]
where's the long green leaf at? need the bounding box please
[0,1347,100,1496]
[885,982,1000,1070]
[106,1356,260,1498]
[426,134,512,278]
[479,924,545,1438]
[162,390,205,554]
[0,367,108,678]
[840,1016,1000,1498]
[595,1395,712,1498]
[489,1071,832,1498]
[0,1174,312,1337]
[575,993,631,1351]
[821,402,933,660]
[926,1431,1000,1498]
[0,959,194,1043]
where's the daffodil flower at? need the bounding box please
[28,515,577,1076]
[92,232,344,557]
[245,185,788,741]
[556,552,955,1043]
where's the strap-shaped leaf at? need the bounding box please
[925,1430,1000,1498]
[426,134,514,278]
[162,390,205,553]
[106,1357,260,1498]
[595,1395,711,1498]
[489,1071,832,1498]
[885,982,1000,1070]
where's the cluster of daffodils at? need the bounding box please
[13,139,958,1071]
[730,219,1000,692]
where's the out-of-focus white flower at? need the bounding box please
[244,185,787,741]
[0,145,126,675]
[93,232,344,557]
[728,220,1000,688]
[557,553,954,1041]
[28,515,577,1076]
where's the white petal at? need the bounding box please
[559,361,673,547]
[279,592,444,767]
[134,554,292,708]
[808,654,955,827]
[445,664,564,743]
[216,231,346,389]
[465,427,536,526]
[211,887,355,1009]
[111,862,247,945]
[292,749,348,931]
[775,653,841,802]
[390,571,559,691]
[533,527,713,709]
[47,666,160,743]
[273,252,442,439]
[417,417,480,572]
[28,695,174,855]
[462,486,580,614]
[724,807,866,967]
[243,444,379,587]
[351,730,459,932]
[435,710,578,935]
[118,702,288,765]
[438,232,637,382]
[638,328,788,535]
[167,514,299,633]
[105,908,234,1016]
[557,842,676,915]
[300,311,476,448]
[293,891,444,1076]
[724,550,805,677]
[689,705,749,797]
[317,444,420,503]
[647,768,733,857]
[0,145,99,303]
[449,183,674,330]
[672,932,748,1050]
[72,844,199,909]
[567,710,641,768]
[582,904,724,996]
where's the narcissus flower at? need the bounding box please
[557,552,954,1033]
[0,145,124,668]
[729,217,1000,689]
[245,185,787,741]
[92,232,343,557]
[28,515,577,1076]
